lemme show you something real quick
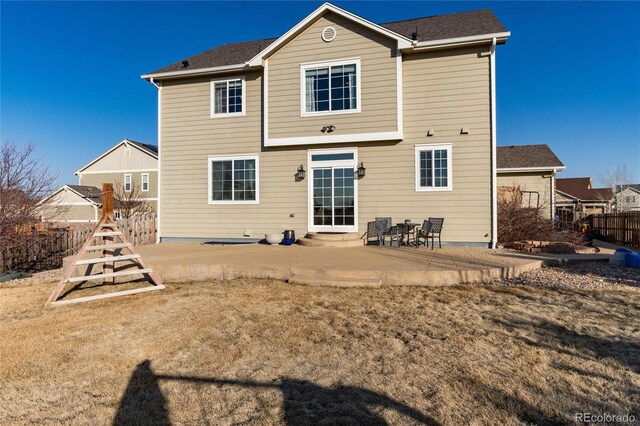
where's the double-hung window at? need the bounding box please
[141,173,149,192]
[124,174,132,192]
[210,77,245,117]
[301,59,360,115]
[415,144,452,192]
[208,155,259,204]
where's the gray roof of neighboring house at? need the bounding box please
[496,144,565,170]
[615,184,640,194]
[127,140,158,157]
[148,8,507,75]
[67,185,102,204]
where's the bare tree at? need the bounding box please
[113,178,153,219]
[0,141,58,238]
[599,164,632,212]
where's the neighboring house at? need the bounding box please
[555,177,613,218]
[615,184,640,212]
[496,144,565,219]
[41,139,158,222]
[40,185,102,223]
[142,3,510,246]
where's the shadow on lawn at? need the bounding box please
[113,360,438,425]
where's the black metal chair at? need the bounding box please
[372,217,402,246]
[415,218,444,249]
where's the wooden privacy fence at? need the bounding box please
[0,213,157,273]
[589,211,640,248]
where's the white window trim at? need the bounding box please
[207,154,259,205]
[300,58,361,117]
[141,173,149,192]
[414,144,453,192]
[210,76,246,118]
[124,174,132,192]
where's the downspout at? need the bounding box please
[489,37,498,249]
[150,77,162,243]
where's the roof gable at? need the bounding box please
[75,139,158,175]
[41,185,102,206]
[247,3,413,66]
[556,178,613,201]
[143,4,508,78]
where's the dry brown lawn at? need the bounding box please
[1,274,639,425]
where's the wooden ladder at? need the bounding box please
[45,183,164,306]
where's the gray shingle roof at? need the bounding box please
[147,8,507,75]
[127,140,159,157]
[67,185,102,204]
[497,145,565,170]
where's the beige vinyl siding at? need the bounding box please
[497,172,554,219]
[80,172,159,199]
[267,12,398,139]
[354,45,492,243]
[160,71,310,239]
[82,144,157,172]
[159,38,492,244]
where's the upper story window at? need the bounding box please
[208,154,259,204]
[210,77,245,117]
[141,173,149,192]
[301,59,360,116]
[124,174,132,192]
[625,195,636,203]
[415,144,452,192]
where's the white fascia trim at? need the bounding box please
[141,64,260,80]
[63,185,101,206]
[300,58,361,117]
[490,37,497,249]
[555,190,579,201]
[409,32,511,51]
[78,168,158,175]
[157,81,162,243]
[247,2,412,66]
[265,131,402,147]
[396,49,403,137]
[75,139,158,175]
[497,166,566,173]
[207,154,260,205]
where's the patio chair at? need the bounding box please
[415,218,444,249]
[373,217,401,246]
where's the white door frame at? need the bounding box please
[307,147,358,233]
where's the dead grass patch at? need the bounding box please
[1,275,638,425]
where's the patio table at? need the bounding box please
[396,222,419,246]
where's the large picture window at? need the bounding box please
[301,59,360,115]
[415,144,452,192]
[208,155,258,204]
[210,78,245,117]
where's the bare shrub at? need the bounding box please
[498,185,584,244]
[0,141,58,239]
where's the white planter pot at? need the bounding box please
[265,233,282,245]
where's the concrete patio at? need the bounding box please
[133,243,612,287]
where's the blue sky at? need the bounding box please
[2,1,639,187]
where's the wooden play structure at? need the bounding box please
[45,183,164,306]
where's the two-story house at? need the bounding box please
[41,139,158,222]
[142,3,510,247]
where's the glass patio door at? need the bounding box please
[308,149,357,233]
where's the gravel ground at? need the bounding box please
[491,261,640,290]
[2,262,638,291]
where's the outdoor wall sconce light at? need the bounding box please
[321,125,336,133]
[356,162,366,179]
[296,164,306,181]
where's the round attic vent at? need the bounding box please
[322,26,337,42]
